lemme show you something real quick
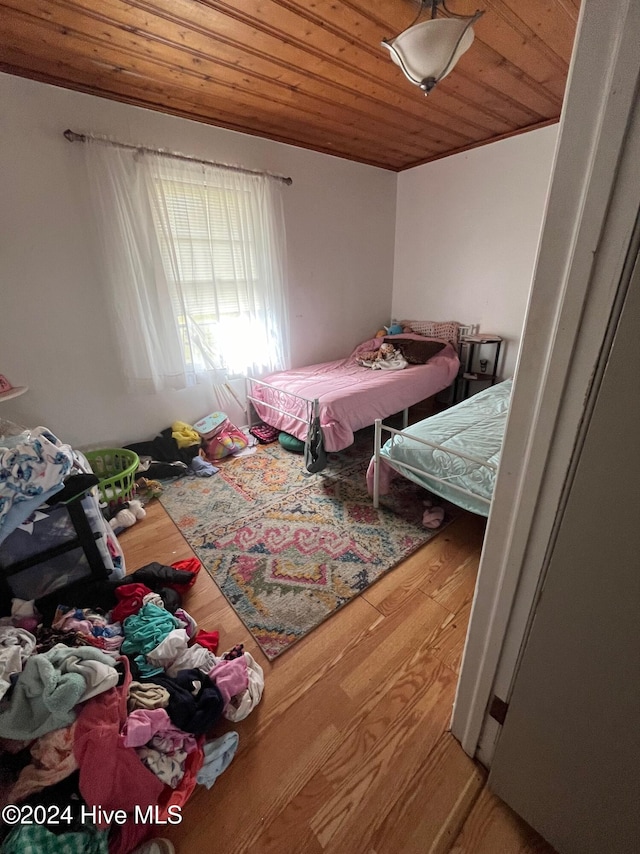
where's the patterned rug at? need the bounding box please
[159,434,456,659]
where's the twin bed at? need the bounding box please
[247,333,461,452]
[371,378,511,517]
[246,325,511,516]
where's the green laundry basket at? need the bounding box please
[84,448,139,508]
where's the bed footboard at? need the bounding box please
[245,376,318,432]
[372,418,497,512]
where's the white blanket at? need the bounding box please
[357,346,408,371]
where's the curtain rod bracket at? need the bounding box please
[64,129,85,143]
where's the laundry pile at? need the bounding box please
[126,414,257,490]
[0,423,125,602]
[0,558,263,854]
[0,426,81,545]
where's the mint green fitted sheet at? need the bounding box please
[381,379,512,516]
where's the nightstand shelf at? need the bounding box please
[455,335,502,402]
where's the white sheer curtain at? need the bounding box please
[84,140,289,393]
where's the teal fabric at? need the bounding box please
[278,432,304,454]
[1,823,109,854]
[381,379,511,517]
[0,645,117,741]
[121,602,181,656]
[133,654,164,678]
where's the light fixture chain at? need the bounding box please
[442,0,479,19]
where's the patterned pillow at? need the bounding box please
[383,336,446,364]
[400,320,461,346]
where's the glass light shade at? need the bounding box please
[383,18,475,88]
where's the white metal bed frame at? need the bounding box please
[372,417,499,512]
[244,323,475,447]
[245,375,410,443]
[245,375,320,433]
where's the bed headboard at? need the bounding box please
[401,320,477,346]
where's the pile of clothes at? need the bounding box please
[0,559,263,854]
[126,415,257,491]
[0,424,126,602]
[0,426,75,544]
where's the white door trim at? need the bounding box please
[451,0,640,761]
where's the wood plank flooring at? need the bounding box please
[118,497,555,854]
[451,788,557,854]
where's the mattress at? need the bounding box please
[379,379,512,516]
[249,337,460,452]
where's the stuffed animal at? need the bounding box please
[377,343,396,360]
[135,477,163,500]
[108,498,146,532]
[129,499,146,520]
[109,508,136,531]
[385,323,404,335]
[376,320,413,337]
[359,342,397,363]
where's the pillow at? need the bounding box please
[384,336,446,365]
[278,432,305,454]
[400,320,461,346]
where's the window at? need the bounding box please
[152,167,289,380]
[84,138,289,394]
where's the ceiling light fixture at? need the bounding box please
[382,0,484,95]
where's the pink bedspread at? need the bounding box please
[249,337,459,452]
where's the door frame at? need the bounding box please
[451,0,640,763]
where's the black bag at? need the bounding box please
[304,413,327,473]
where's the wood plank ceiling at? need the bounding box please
[0,0,579,171]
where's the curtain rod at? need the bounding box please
[63,129,293,186]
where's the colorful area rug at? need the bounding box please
[159,435,456,659]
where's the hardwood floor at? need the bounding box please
[119,499,555,854]
[450,788,557,854]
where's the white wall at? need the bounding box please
[392,126,558,378]
[0,73,396,449]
